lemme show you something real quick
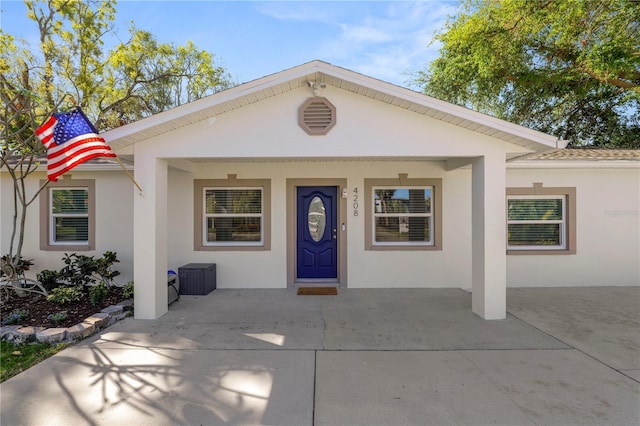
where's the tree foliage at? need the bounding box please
[1,32,50,283]
[0,0,234,287]
[415,0,640,147]
[11,0,234,129]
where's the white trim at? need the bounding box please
[202,186,264,247]
[506,195,566,250]
[102,60,563,151]
[49,187,90,246]
[372,185,434,247]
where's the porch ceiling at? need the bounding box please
[104,61,564,154]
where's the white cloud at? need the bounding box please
[254,1,458,87]
[341,24,391,43]
[318,2,456,85]
[255,2,335,23]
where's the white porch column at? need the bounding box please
[471,154,506,319]
[133,154,168,319]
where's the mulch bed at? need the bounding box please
[1,287,128,329]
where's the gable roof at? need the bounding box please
[103,60,565,153]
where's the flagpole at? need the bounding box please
[114,157,143,194]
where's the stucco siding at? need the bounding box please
[506,167,640,287]
[3,163,636,290]
[1,171,134,284]
[133,86,527,160]
[166,160,473,289]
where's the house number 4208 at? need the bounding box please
[353,187,359,216]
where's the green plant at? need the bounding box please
[94,251,121,286]
[58,251,121,288]
[37,269,62,291]
[1,255,34,278]
[46,286,84,305]
[0,257,48,302]
[1,309,29,325]
[122,281,134,299]
[46,311,68,324]
[59,254,97,287]
[89,283,108,307]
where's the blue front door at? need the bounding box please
[297,186,338,279]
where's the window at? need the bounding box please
[507,196,566,249]
[506,184,576,254]
[194,178,271,251]
[374,187,433,245]
[365,177,442,251]
[40,179,95,251]
[51,188,89,243]
[204,188,263,245]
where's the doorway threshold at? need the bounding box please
[295,279,338,287]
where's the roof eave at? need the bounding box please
[103,60,563,153]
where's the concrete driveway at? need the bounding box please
[1,287,638,425]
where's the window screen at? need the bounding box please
[507,196,565,249]
[204,188,263,244]
[373,187,433,245]
[50,188,89,244]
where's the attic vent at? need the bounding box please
[298,97,336,135]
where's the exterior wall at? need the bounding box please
[3,77,637,292]
[132,86,528,160]
[167,160,473,290]
[0,171,134,284]
[506,167,640,287]
[169,161,639,290]
[4,163,636,291]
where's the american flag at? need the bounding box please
[36,107,116,182]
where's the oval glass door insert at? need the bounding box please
[308,196,326,242]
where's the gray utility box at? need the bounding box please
[178,263,216,295]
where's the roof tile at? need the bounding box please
[522,148,640,161]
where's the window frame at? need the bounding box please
[194,177,271,251]
[507,195,566,250]
[40,179,95,251]
[203,187,264,247]
[364,177,442,251]
[506,183,576,255]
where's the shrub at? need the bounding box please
[47,286,84,305]
[37,270,62,291]
[89,283,108,307]
[1,309,29,325]
[122,281,134,299]
[95,251,120,287]
[46,311,68,324]
[58,251,121,288]
[59,254,97,287]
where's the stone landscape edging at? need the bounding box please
[0,299,133,345]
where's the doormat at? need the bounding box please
[297,287,338,296]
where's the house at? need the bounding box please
[1,61,638,320]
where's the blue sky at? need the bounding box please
[1,0,458,89]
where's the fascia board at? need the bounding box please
[103,62,324,145]
[103,60,565,152]
[318,63,564,150]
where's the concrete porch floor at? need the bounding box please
[1,287,638,425]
